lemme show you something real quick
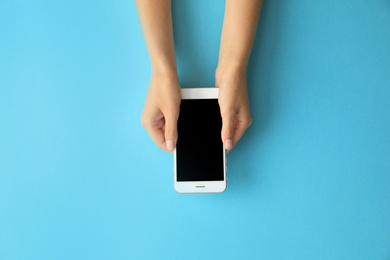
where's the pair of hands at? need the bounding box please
[136,0,261,153]
[141,67,252,153]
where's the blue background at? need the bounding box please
[1,0,390,259]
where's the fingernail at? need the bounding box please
[225,139,233,150]
[167,140,175,151]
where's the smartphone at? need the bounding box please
[174,88,227,194]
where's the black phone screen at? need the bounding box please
[176,98,224,182]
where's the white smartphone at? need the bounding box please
[174,88,227,194]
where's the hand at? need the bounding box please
[216,66,252,151]
[141,71,181,153]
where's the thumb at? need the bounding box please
[221,110,235,150]
[164,111,179,151]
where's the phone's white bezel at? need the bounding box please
[174,88,226,194]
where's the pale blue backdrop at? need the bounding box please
[1,0,389,259]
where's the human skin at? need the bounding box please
[135,0,262,153]
[216,0,262,150]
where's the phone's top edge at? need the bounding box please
[181,87,219,99]
[180,87,216,89]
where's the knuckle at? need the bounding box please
[220,107,234,118]
[163,107,179,121]
[245,116,253,127]
[140,115,148,128]
[165,128,176,138]
[222,126,233,137]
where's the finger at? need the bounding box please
[232,115,252,149]
[150,128,173,153]
[233,120,250,147]
[221,109,235,151]
[164,109,179,151]
[142,116,171,153]
[144,119,173,153]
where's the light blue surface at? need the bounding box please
[1,0,390,259]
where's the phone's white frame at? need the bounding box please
[174,88,227,194]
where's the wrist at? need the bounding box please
[217,52,248,71]
[151,60,179,83]
[215,61,246,87]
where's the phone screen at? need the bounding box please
[176,98,224,182]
